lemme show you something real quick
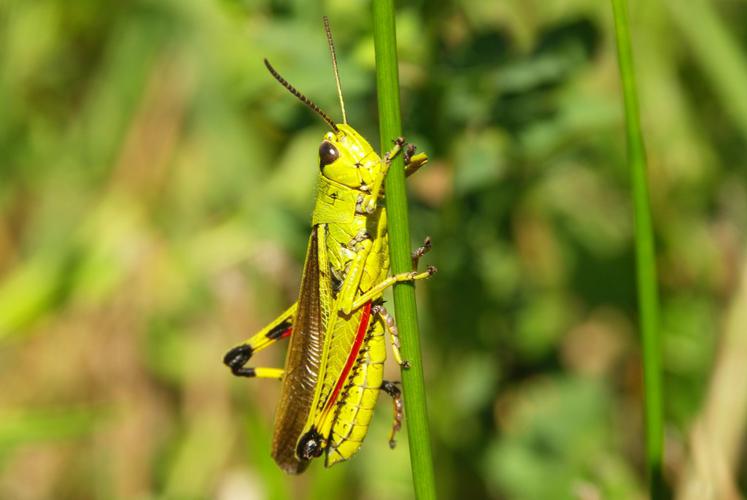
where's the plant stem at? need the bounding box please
[371,1,437,498]
[610,0,665,497]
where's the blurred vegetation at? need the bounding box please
[1,0,746,499]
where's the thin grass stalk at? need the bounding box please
[610,0,665,497]
[371,1,437,498]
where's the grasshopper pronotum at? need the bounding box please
[223,17,434,474]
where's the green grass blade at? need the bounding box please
[371,1,437,498]
[610,0,665,497]
[667,0,747,139]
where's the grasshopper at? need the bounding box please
[223,17,434,474]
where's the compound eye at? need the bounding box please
[319,141,339,168]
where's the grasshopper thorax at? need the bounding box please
[318,124,380,191]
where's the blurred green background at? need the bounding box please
[2,0,747,498]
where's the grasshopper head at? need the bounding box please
[318,124,380,191]
[264,22,381,194]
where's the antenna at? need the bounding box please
[323,16,347,125]
[264,59,339,132]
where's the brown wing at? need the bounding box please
[271,227,324,474]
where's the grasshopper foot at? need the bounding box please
[404,143,417,164]
[384,136,406,164]
[411,236,432,268]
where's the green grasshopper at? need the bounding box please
[223,17,434,474]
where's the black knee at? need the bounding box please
[223,345,254,376]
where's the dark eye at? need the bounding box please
[319,141,339,168]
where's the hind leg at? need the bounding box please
[222,302,296,378]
